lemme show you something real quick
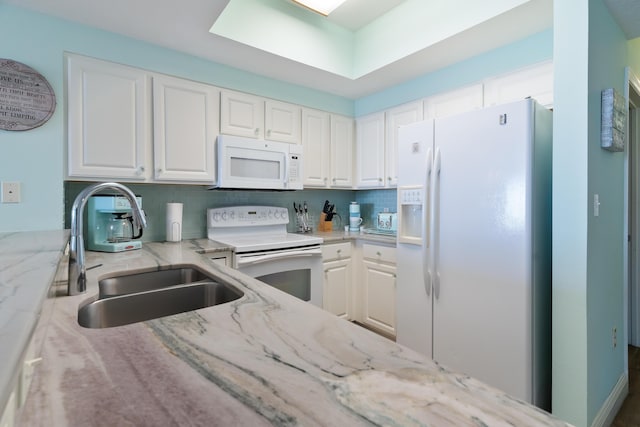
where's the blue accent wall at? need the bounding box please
[552,0,631,425]
[0,4,554,234]
[355,29,553,116]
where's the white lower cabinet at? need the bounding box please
[322,242,352,319]
[359,243,397,337]
[0,392,16,427]
[1,336,41,427]
[323,240,397,338]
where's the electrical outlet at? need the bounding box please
[613,327,617,348]
[1,181,21,203]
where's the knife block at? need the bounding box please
[318,212,333,232]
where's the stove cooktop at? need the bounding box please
[207,206,322,252]
[210,232,322,253]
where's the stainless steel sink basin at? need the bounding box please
[78,281,244,328]
[98,266,214,298]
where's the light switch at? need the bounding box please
[593,194,600,217]
[1,182,21,203]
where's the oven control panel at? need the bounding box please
[207,206,289,227]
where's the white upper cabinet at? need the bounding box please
[302,110,353,188]
[385,101,423,187]
[66,54,151,180]
[152,74,219,184]
[265,99,301,144]
[67,54,220,184]
[330,114,354,188]
[483,61,553,108]
[355,112,386,188]
[220,89,301,143]
[220,90,264,139]
[301,108,330,187]
[423,84,484,119]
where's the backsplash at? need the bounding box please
[65,183,398,241]
[354,189,398,230]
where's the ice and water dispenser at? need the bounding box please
[397,186,425,245]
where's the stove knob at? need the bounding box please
[229,211,235,220]
[274,210,280,220]
[268,210,273,219]
[221,211,228,221]
[213,212,221,222]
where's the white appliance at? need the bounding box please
[207,206,323,306]
[395,99,552,410]
[213,135,303,190]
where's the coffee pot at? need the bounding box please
[106,213,138,243]
[87,194,144,252]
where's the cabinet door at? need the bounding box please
[423,84,484,119]
[361,260,396,336]
[301,108,330,187]
[66,54,150,180]
[265,99,300,144]
[385,101,423,187]
[220,90,264,138]
[330,114,354,188]
[323,258,352,319]
[0,391,16,427]
[483,60,553,108]
[153,75,219,183]
[355,112,385,188]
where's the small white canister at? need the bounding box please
[166,202,183,242]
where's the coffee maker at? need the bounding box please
[87,194,144,252]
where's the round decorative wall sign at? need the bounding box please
[0,59,56,131]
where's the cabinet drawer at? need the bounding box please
[362,243,396,264]
[322,242,351,261]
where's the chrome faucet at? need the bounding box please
[68,182,147,296]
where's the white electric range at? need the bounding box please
[207,206,323,306]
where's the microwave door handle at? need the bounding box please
[284,156,290,188]
[236,248,322,267]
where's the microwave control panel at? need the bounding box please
[288,144,302,186]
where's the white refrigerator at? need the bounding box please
[395,99,552,410]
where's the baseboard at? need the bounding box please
[590,372,628,427]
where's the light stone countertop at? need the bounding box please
[0,230,69,414]
[4,235,573,426]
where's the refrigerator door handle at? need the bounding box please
[433,148,442,299]
[423,147,432,296]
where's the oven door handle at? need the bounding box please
[236,248,322,267]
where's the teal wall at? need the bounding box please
[0,3,352,233]
[10,1,640,425]
[355,29,553,116]
[552,0,630,425]
[0,4,553,234]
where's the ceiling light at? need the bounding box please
[292,0,347,16]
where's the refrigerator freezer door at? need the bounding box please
[432,100,534,402]
[396,120,434,357]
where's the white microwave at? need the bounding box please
[213,135,303,190]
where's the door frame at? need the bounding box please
[624,66,640,355]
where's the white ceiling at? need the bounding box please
[5,0,636,99]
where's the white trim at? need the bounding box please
[626,66,640,347]
[590,372,628,427]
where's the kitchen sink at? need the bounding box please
[78,281,244,328]
[98,266,214,298]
